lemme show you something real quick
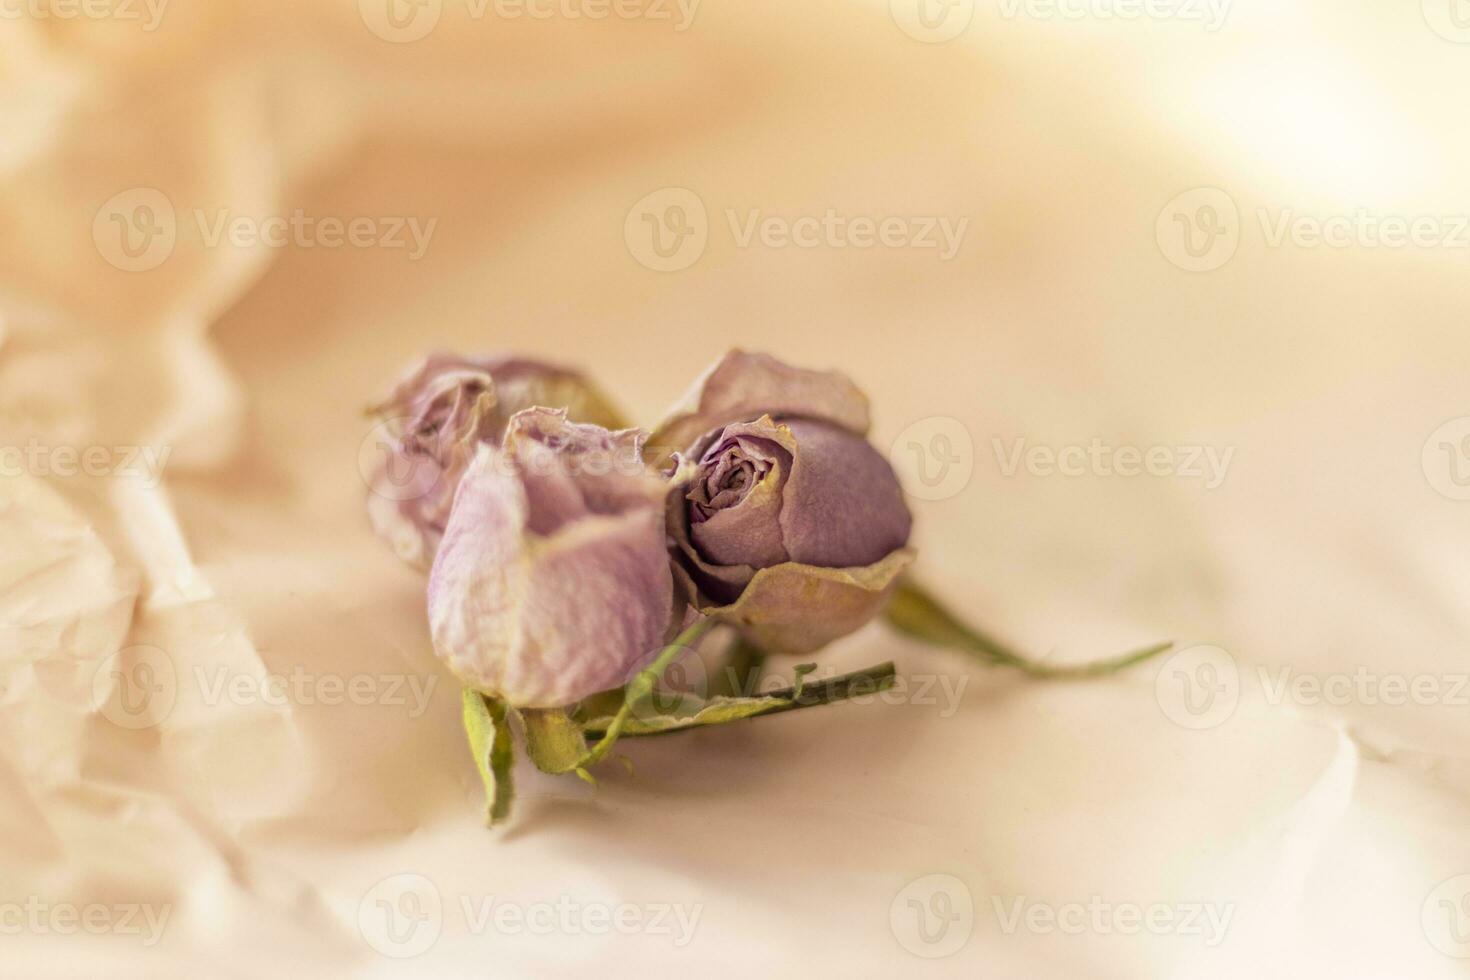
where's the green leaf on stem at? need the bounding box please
[579,660,899,740]
[574,618,717,772]
[885,578,1172,678]
[462,689,515,826]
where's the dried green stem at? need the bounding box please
[885,578,1172,678]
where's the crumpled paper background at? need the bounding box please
[3,1,1470,976]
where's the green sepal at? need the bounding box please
[462,689,515,826]
[520,706,590,775]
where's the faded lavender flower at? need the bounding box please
[655,351,915,654]
[365,352,626,568]
[428,409,675,708]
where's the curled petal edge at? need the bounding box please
[678,548,917,655]
[649,350,871,465]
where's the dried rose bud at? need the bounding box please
[655,351,915,654]
[428,408,676,708]
[365,352,626,568]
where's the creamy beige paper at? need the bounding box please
[3,1,1470,976]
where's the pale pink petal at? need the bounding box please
[649,349,870,462]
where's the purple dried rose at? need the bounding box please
[655,351,915,654]
[428,408,676,708]
[365,352,626,568]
